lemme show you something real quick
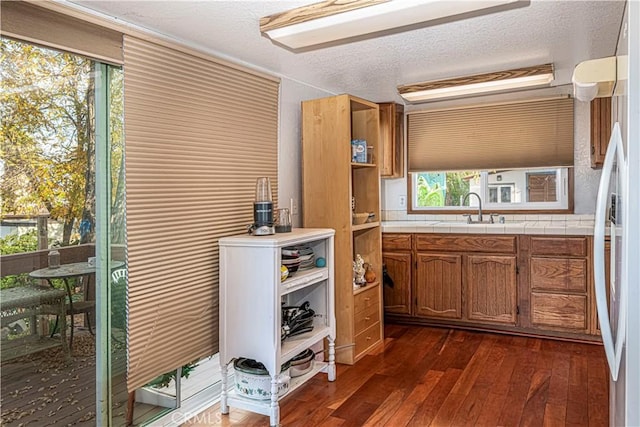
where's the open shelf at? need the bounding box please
[351,162,377,169]
[354,280,380,295]
[281,324,331,362]
[280,267,328,296]
[225,360,328,416]
[352,221,380,232]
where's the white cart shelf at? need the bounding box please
[218,228,336,426]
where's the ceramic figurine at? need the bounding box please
[354,254,366,286]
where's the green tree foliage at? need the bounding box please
[0,230,37,289]
[417,175,445,207]
[445,172,474,206]
[0,38,94,245]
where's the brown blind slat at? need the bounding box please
[124,35,279,391]
[407,97,574,172]
[0,1,123,65]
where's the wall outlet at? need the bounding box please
[399,195,406,208]
[290,198,298,215]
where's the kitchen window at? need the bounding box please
[410,167,570,212]
[406,96,574,213]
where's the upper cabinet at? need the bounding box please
[590,96,612,169]
[378,102,404,178]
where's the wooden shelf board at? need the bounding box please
[352,221,380,232]
[354,280,380,295]
[350,162,376,169]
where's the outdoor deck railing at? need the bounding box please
[1,244,96,278]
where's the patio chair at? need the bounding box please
[50,275,95,349]
[111,268,127,345]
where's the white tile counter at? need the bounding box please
[381,220,596,235]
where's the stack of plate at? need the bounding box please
[282,245,315,272]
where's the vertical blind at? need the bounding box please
[407,97,574,172]
[124,35,279,391]
[0,0,123,65]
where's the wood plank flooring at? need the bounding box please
[185,324,609,427]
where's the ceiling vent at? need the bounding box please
[572,56,617,102]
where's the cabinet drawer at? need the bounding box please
[530,237,588,257]
[354,286,380,314]
[355,322,381,356]
[531,292,587,330]
[382,233,412,251]
[415,234,516,254]
[355,303,380,334]
[531,258,587,292]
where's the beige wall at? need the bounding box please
[278,78,333,227]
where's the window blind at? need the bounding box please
[0,1,123,65]
[407,97,574,172]
[124,35,279,392]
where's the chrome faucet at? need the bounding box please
[463,192,483,223]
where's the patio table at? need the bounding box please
[29,261,124,350]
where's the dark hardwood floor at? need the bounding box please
[186,324,609,427]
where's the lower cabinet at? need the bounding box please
[527,236,591,335]
[382,233,412,316]
[382,232,598,342]
[415,253,462,319]
[382,251,412,315]
[354,285,382,357]
[466,255,517,325]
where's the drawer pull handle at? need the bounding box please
[364,316,370,321]
[366,336,372,341]
[364,297,370,302]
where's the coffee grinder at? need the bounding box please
[249,177,275,236]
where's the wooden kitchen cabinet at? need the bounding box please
[413,234,515,324]
[415,253,462,319]
[527,236,591,334]
[384,232,599,342]
[378,102,404,178]
[302,94,383,364]
[590,96,612,169]
[382,233,412,315]
[382,251,412,315]
[466,255,517,325]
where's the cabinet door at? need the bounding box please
[415,253,462,319]
[382,251,411,315]
[379,103,404,178]
[590,96,612,168]
[466,255,517,325]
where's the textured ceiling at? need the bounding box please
[70,0,625,104]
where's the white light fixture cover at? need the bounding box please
[260,0,519,49]
[398,64,554,102]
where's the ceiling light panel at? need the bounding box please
[260,0,519,50]
[398,64,555,102]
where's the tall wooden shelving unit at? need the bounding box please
[301,94,383,365]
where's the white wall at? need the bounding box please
[278,78,333,227]
[382,86,602,214]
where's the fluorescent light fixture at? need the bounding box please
[398,64,554,102]
[260,0,519,50]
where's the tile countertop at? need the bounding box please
[381,220,597,235]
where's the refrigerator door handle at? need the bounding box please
[594,122,626,381]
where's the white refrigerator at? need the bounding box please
[592,2,640,426]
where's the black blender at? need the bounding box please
[249,177,275,236]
